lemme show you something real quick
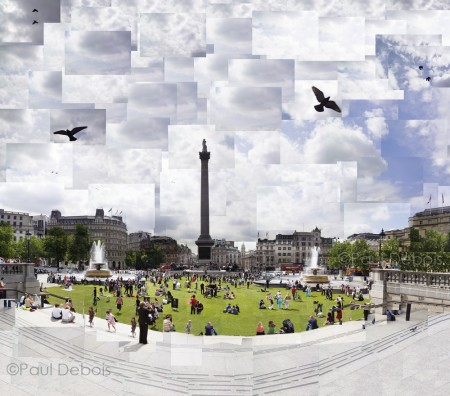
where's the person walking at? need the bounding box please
[106,310,116,332]
[116,295,123,314]
[130,317,137,337]
[185,320,192,334]
[93,287,97,306]
[88,306,95,327]
[284,293,291,310]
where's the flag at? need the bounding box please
[442,193,445,205]
[258,232,260,238]
[266,232,269,237]
[119,211,122,215]
[427,195,431,205]
[108,208,112,213]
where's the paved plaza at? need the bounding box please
[1,301,449,395]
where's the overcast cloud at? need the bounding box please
[1,0,449,254]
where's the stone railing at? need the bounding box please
[380,269,450,288]
[0,263,39,299]
[0,263,27,275]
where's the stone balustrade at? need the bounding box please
[0,263,40,298]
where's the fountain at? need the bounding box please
[301,246,329,284]
[84,240,112,278]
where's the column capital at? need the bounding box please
[199,151,210,160]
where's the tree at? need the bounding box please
[445,232,450,253]
[351,240,377,272]
[13,236,45,263]
[43,227,69,269]
[326,241,353,270]
[422,229,445,252]
[148,245,165,269]
[125,249,137,268]
[0,222,15,259]
[381,238,400,264]
[409,227,422,252]
[68,224,91,269]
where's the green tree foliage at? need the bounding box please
[125,250,137,268]
[0,222,15,259]
[327,240,377,272]
[445,232,450,253]
[409,227,422,252]
[43,227,69,268]
[421,229,445,252]
[13,236,45,263]
[68,224,91,269]
[381,238,400,264]
[327,241,353,270]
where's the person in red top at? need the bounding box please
[291,286,296,299]
[190,295,197,314]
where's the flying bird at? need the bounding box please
[53,126,87,141]
[32,9,38,12]
[32,20,38,24]
[410,326,417,332]
[425,77,431,82]
[311,86,341,113]
[419,66,423,70]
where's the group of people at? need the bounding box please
[51,299,76,323]
[259,290,292,310]
[223,303,240,314]
[256,319,296,335]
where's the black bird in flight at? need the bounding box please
[311,86,341,113]
[32,9,38,12]
[410,326,417,332]
[425,77,431,82]
[53,126,87,141]
[32,20,38,24]
[419,65,423,70]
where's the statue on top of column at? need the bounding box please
[202,139,207,152]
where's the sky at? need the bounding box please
[1,0,450,253]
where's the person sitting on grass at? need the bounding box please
[268,320,276,334]
[259,299,267,309]
[223,292,229,299]
[235,304,240,313]
[268,299,274,310]
[231,306,239,315]
[224,303,232,313]
[229,291,235,300]
[256,321,265,335]
[325,311,334,325]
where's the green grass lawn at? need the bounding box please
[45,279,366,336]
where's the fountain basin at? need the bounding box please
[301,274,330,284]
[85,269,112,278]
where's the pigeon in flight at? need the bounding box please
[425,77,431,82]
[311,86,341,113]
[419,66,423,70]
[32,9,38,12]
[53,126,87,141]
[32,20,38,24]
[410,326,417,332]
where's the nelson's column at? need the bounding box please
[195,139,214,265]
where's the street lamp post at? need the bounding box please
[379,228,385,268]
[26,230,31,263]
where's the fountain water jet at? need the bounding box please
[85,240,112,278]
[301,246,329,283]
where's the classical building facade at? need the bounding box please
[0,209,33,242]
[409,206,450,236]
[48,209,127,269]
[128,231,152,252]
[211,239,241,267]
[256,228,333,270]
[32,214,49,239]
